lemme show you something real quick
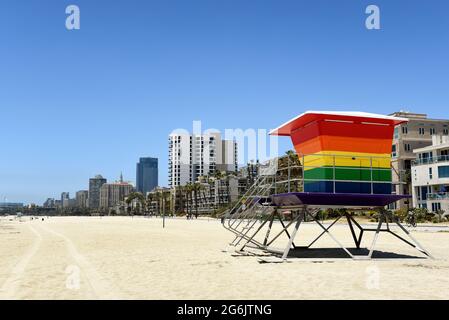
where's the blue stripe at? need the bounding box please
[304,181,391,194]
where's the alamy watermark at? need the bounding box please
[65,4,380,31]
[365,5,381,30]
[66,5,80,30]
[365,264,380,290]
[170,120,279,166]
[65,265,81,290]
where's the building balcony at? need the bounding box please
[427,192,449,200]
[412,155,449,166]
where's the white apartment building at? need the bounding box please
[168,132,238,187]
[411,135,449,213]
[390,111,449,209]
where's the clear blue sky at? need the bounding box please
[1,0,448,204]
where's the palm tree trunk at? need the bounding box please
[194,189,199,218]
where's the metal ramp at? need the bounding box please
[222,159,278,248]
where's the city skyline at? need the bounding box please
[1,1,448,204]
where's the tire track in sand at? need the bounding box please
[37,223,124,299]
[0,224,42,299]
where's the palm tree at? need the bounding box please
[225,173,233,204]
[152,190,160,216]
[125,192,146,215]
[247,160,257,186]
[276,150,302,193]
[192,182,202,218]
[185,183,193,218]
[161,189,169,216]
[175,185,185,215]
[161,189,169,227]
[146,193,155,216]
[199,183,208,213]
[286,150,302,192]
[208,177,216,214]
[214,170,225,207]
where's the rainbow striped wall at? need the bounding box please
[270,112,408,194]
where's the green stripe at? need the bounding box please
[304,167,392,182]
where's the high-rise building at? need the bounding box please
[89,175,107,209]
[63,198,76,208]
[168,132,238,187]
[76,190,89,208]
[43,198,55,208]
[136,157,158,194]
[61,192,69,203]
[389,111,449,209]
[99,174,134,209]
[219,139,239,173]
[60,192,71,208]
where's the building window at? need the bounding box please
[404,143,411,152]
[444,128,449,135]
[402,126,408,134]
[432,202,441,212]
[392,145,397,158]
[438,166,449,178]
[394,127,399,139]
[421,186,429,200]
[419,128,425,135]
[429,167,433,179]
[430,128,436,135]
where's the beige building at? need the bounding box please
[390,111,449,209]
[99,174,134,209]
[75,190,89,208]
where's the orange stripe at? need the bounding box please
[294,135,392,155]
[290,120,394,145]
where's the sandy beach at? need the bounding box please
[1,216,448,300]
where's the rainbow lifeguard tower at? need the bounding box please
[272,111,396,194]
[222,111,432,260]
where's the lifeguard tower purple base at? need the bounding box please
[223,111,432,260]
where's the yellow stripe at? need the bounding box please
[303,151,391,169]
[299,150,391,158]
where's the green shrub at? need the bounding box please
[315,210,328,221]
[394,208,408,221]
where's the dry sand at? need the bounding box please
[0,216,448,299]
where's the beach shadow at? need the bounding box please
[283,247,424,260]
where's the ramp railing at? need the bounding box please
[222,159,278,244]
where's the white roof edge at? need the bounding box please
[269,110,409,135]
[413,142,449,153]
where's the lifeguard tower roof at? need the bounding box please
[269,111,408,136]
